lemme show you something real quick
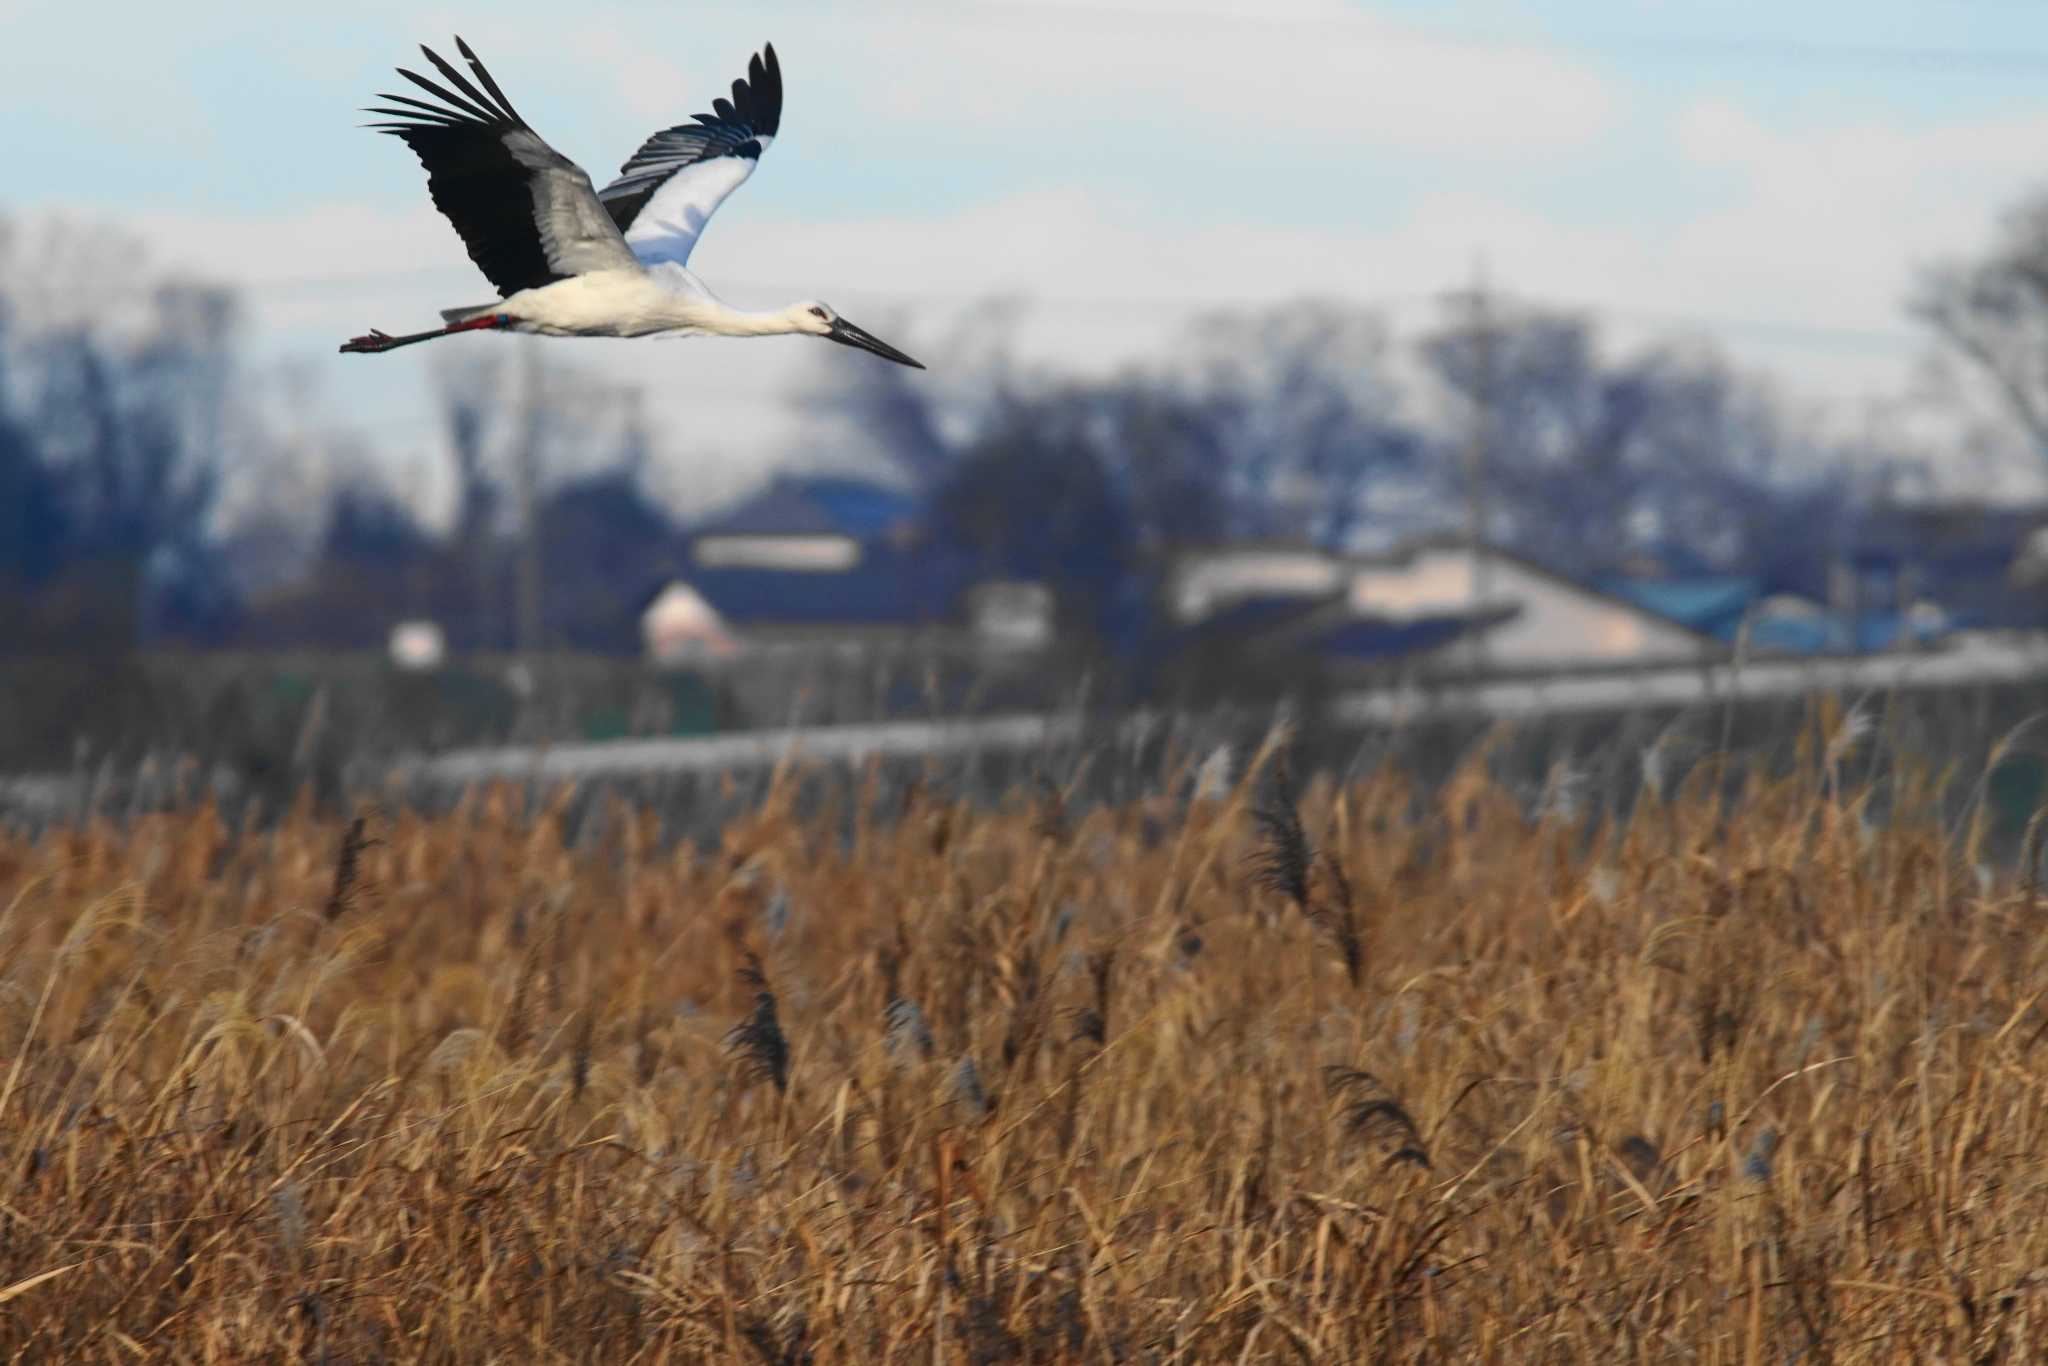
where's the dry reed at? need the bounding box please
[0,733,2041,1359]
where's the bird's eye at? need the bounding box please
[809,306,829,320]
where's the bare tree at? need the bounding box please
[421,345,651,650]
[432,351,506,546]
[1419,299,1866,578]
[1092,377,1232,552]
[0,218,245,645]
[927,389,1136,640]
[789,303,1024,490]
[1914,191,2048,462]
[1172,302,1419,548]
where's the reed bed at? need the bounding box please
[0,724,2044,1361]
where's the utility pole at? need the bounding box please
[1449,259,1497,678]
[618,386,649,477]
[515,338,545,703]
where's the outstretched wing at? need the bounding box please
[597,44,782,269]
[366,37,640,296]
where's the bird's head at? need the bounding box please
[789,300,924,369]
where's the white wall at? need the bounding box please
[694,534,861,572]
[642,582,738,661]
[1172,549,1345,620]
[1350,548,1706,668]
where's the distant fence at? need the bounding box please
[392,642,2048,789]
[1337,637,2048,725]
[0,774,74,821]
[394,712,1085,790]
[10,642,2046,824]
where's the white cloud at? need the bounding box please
[836,5,1617,154]
[1669,101,2048,324]
[77,37,2048,510]
[524,1,1616,166]
[81,177,1914,513]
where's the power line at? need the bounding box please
[891,1,2048,76]
[242,263,1920,355]
[236,264,1418,314]
[1584,32,2048,75]
[1490,296,1919,356]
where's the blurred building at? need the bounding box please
[639,582,739,664]
[1347,540,1715,671]
[1152,537,1698,703]
[1847,503,2046,635]
[1596,503,2048,657]
[387,620,447,671]
[1166,538,1711,672]
[963,581,1056,651]
[1167,541,1351,622]
[643,474,1051,658]
[676,475,954,649]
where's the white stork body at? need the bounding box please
[341,38,922,369]
[447,267,791,340]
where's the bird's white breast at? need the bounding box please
[501,269,716,338]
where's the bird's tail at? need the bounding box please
[439,303,501,325]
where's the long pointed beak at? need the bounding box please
[826,316,925,370]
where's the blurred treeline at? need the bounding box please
[0,217,1917,661]
[8,186,2048,774]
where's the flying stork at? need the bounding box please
[339,38,923,369]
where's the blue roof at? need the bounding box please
[1615,540,1718,579]
[1743,614,1843,655]
[1741,606,1945,656]
[695,475,918,540]
[688,544,968,627]
[802,478,920,538]
[1312,612,1495,661]
[1600,576,1759,637]
[1593,571,1966,655]
[1182,592,1339,640]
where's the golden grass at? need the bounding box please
[0,732,2045,1361]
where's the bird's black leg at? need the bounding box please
[340,313,511,354]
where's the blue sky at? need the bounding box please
[9,0,2048,515]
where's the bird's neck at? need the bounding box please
[647,269,799,336]
[715,305,803,337]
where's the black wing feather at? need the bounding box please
[599,42,783,237]
[370,91,468,123]
[418,44,504,121]
[455,36,526,122]
[396,66,495,123]
[366,39,609,296]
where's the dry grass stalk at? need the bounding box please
[726,954,790,1097]
[0,733,2039,1357]
[320,811,375,922]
